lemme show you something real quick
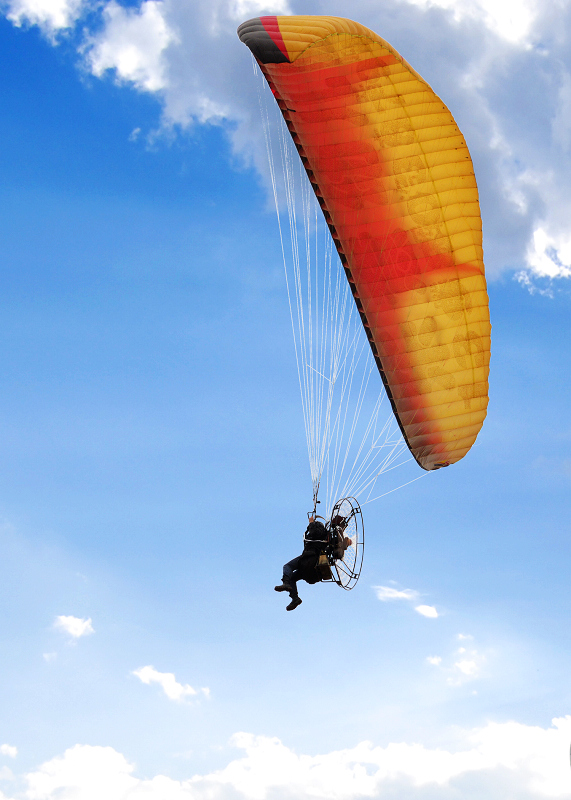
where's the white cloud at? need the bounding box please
[18,717,571,799]
[516,186,571,287]
[552,70,571,153]
[87,1,178,93]
[373,585,419,602]
[232,0,290,18]
[524,226,571,280]
[0,766,15,782]
[401,0,538,45]
[0,745,17,758]
[53,615,94,638]
[5,0,85,34]
[86,0,290,127]
[132,665,209,703]
[415,605,439,618]
[453,657,480,678]
[25,745,137,799]
[426,655,442,665]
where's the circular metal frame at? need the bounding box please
[326,497,364,590]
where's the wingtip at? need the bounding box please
[237,17,290,64]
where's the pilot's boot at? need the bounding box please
[286,596,302,611]
[274,580,292,593]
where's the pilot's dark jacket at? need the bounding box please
[297,520,328,583]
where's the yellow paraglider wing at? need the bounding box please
[239,15,491,470]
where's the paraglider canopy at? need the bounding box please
[239,15,491,472]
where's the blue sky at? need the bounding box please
[1,1,571,798]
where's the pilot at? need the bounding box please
[274,515,328,610]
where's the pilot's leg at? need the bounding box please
[275,556,303,610]
[282,556,301,592]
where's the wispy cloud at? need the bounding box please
[0,744,17,758]
[43,652,57,663]
[373,585,419,602]
[374,585,439,618]
[132,666,209,703]
[427,634,487,686]
[54,616,94,638]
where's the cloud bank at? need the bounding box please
[4,0,571,284]
[12,717,571,799]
